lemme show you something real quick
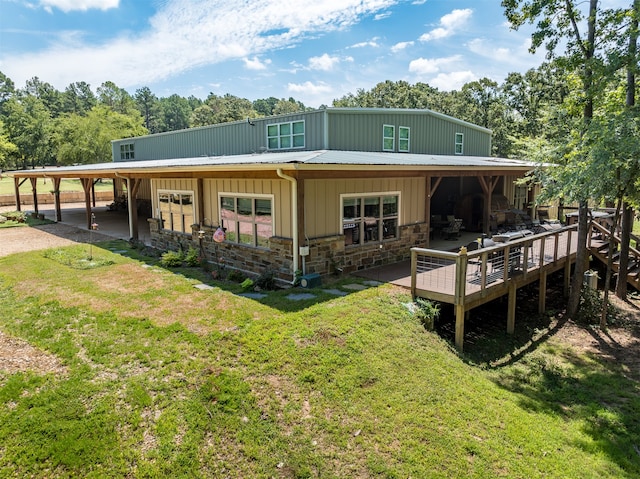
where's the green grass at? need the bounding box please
[0,241,639,478]
[0,176,114,196]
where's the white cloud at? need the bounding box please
[468,38,511,62]
[40,0,119,13]
[243,56,271,71]
[308,53,341,71]
[2,0,397,91]
[349,38,380,49]
[287,81,332,94]
[430,71,477,91]
[391,41,414,53]
[419,8,472,42]
[408,55,461,75]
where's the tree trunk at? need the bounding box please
[567,200,589,318]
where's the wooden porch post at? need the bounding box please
[425,176,442,248]
[127,178,142,240]
[454,246,469,352]
[507,282,517,334]
[53,177,62,222]
[197,178,205,226]
[478,176,499,236]
[80,178,92,229]
[538,270,547,314]
[14,177,22,211]
[29,177,39,215]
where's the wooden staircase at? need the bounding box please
[589,222,640,291]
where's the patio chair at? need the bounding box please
[442,218,463,240]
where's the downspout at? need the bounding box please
[277,168,299,282]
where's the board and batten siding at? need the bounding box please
[326,111,491,156]
[202,178,292,238]
[112,110,327,162]
[304,177,425,238]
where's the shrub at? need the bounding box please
[227,270,247,283]
[254,269,278,290]
[184,247,200,267]
[414,298,440,330]
[240,278,254,291]
[160,250,184,267]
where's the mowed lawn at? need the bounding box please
[0,240,639,478]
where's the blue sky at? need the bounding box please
[0,0,551,107]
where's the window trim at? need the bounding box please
[266,120,305,150]
[455,132,464,155]
[120,143,135,160]
[382,124,395,152]
[340,191,400,247]
[398,126,410,152]
[218,192,275,249]
[157,189,195,234]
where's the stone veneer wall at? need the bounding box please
[148,218,428,281]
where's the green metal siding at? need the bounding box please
[112,110,326,162]
[326,110,491,156]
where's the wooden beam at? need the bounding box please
[80,178,93,229]
[538,271,547,314]
[14,177,21,212]
[507,282,517,334]
[29,177,39,214]
[455,304,465,353]
[53,177,62,222]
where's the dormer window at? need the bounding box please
[455,133,464,155]
[267,121,305,149]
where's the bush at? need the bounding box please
[160,250,184,267]
[227,270,247,283]
[184,247,200,267]
[240,278,254,291]
[414,298,440,330]
[254,269,278,290]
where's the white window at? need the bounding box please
[399,126,410,152]
[220,194,273,248]
[267,121,305,150]
[514,185,528,211]
[342,193,399,246]
[383,125,395,151]
[120,143,134,160]
[158,190,194,234]
[455,133,464,155]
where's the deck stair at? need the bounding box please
[589,222,640,291]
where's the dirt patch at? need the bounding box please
[0,223,113,257]
[0,331,67,376]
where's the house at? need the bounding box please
[10,108,537,283]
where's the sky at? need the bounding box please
[0,0,552,108]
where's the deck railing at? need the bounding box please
[410,224,578,306]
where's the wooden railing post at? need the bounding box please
[410,248,417,299]
[454,247,468,353]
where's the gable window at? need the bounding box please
[399,126,410,152]
[383,125,395,151]
[342,193,399,246]
[220,195,273,248]
[120,143,134,160]
[455,133,464,155]
[267,121,305,150]
[158,191,194,234]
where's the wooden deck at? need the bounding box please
[410,224,579,352]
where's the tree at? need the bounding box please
[273,97,307,115]
[158,94,193,132]
[55,105,147,165]
[97,81,137,115]
[2,95,54,169]
[135,87,161,133]
[0,71,16,114]
[0,120,18,170]
[190,93,256,127]
[22,76,62,117]
[62,81,96,115]
[503,0,616,319]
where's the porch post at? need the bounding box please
[538,270,547,314]
[425,175,431,247]
[127,178,142,240]
[53,177,62,222]
[507,282,517,334]
[80,178,92,229]
[29,177,39,215]
[14,177,21,211]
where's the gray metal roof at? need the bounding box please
[10,150,537,177]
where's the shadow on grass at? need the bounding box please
[96,239,384,314]
[435,275,640,476]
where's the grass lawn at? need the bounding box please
[0,176,113,196]
[0,240,639,478]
